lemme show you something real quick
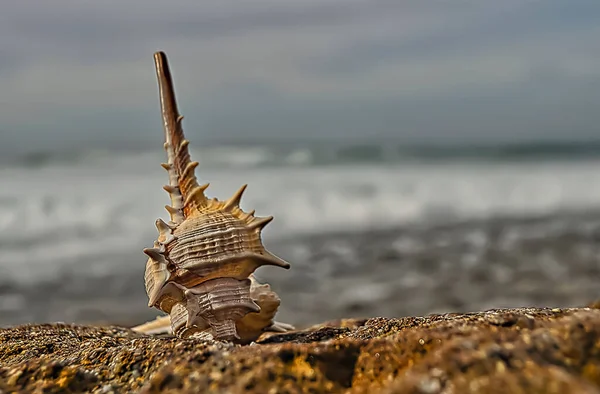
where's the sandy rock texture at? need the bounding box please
[2,307,600,393]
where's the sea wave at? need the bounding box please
[4,155,600,283]
[4,140,600,325]
[7,140,600,170]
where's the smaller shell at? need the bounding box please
[169,277,260,341]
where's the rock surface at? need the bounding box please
[2,307,600,393]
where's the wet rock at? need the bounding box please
[2,307,600,393]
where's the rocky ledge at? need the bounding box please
[2,307,600,393]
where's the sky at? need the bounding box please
[1,0,600,155]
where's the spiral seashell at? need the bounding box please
[140,52,293,343]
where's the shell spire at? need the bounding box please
[154,51,206,221]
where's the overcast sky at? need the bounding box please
[1,0,599,154]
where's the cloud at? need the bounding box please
[1,0,599,153]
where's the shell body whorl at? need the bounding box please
[142,51,292,343]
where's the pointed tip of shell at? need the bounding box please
[181,161,199,179]
[258,251,291,270]
[163,185,178,193]
[249,215,274,230]
[223,184,247,210]
[155,218,171,230]
[184,183,209,207]
[143,247,162,261]
[165,205,181,215]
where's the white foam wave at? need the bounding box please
[3,158,600,281]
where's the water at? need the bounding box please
[2,141,600,328]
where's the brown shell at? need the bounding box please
[142,52,292,343]
[235,275,291,343]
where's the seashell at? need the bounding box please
[138,51,293,343]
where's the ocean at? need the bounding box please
[2,141,600,328]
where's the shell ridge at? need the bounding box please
[170,250,290,275]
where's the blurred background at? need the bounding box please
[1,1,600,329]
